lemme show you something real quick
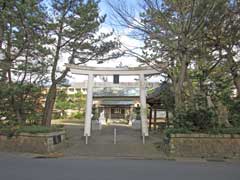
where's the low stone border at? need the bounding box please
[167,133,240,158]
[0,131,65,154]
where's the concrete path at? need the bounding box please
[58,124,166,158]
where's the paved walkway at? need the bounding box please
[57,123,167,159]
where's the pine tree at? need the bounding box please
[42,0,120,126]
[0,0,50,122]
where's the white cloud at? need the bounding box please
[65,25,161,83]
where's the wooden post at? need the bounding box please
[149,107,152,131]
[154,109,157,131]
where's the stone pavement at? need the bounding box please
[57,124,167,159]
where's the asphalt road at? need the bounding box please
[0,155,240,180]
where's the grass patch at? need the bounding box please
[0,124,64,137]
[164,127,240,138]
[207,127,240,135]
[164,128,192,138]
[16,125,63,134]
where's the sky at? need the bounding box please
[82,0,145,68]
[66,0,162,83]
[70,0,144,83]
[43,0,147,69]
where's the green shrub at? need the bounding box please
[73,112,85,119]
[0,83,43,123]
[0,126,15,137]
[164,128,192,138]
[26,112,43,125]
[228,98,240,127]
[173,107,217,131]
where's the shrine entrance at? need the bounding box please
[67,64,161,137]
[110,107,126,119]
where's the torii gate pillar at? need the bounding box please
[139,73,149,136]
[84,73,94,136]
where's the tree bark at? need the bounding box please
[216,101,231,127]
[42,20,63,127]
[174,84,182,110]
[15,108,23,123]
[185,67,194,104]
[174,58,188,110]
[10,94,24,123]
[42,83,57,127]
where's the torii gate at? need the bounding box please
[66,64,160,137]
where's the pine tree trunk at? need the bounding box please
[42,84,57,127]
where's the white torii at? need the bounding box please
[66,64,161,137]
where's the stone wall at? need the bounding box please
[168,134,240,158]
[0,131,65,154]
